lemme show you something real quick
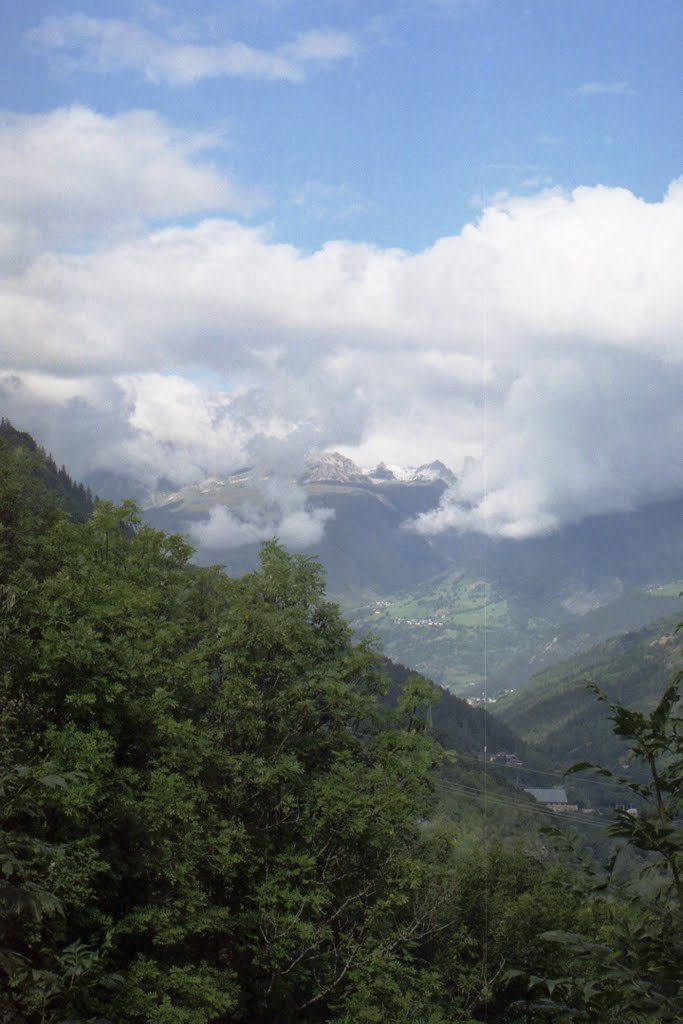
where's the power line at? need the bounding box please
[437,777,616,829]
[482,761,636,793]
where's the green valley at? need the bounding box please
[345,568,683,699]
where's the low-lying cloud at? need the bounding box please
[414,348,683,539]
[190,499,334,552]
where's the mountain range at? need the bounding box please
[142,449,683,698]
[144,452,455,592]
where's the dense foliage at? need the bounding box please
[1,429,681,1023]
[379,657,527,758]
[523,678,683,1021]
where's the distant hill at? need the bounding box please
[0,418,95,523]
[450,496,683,598]
[492,612,683,772]
[348,569,683,697]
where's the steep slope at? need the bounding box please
[305,478,450,593]
[378,658,560,843]
[493,612,683,771]
[380,657,527,758]
[0,422,601,853]
[0,418,95,523]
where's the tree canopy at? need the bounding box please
[0,442,465,1022]
[2,431,681,1023]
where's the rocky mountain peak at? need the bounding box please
[302,451,366,484]
[413,460,456,485]
[370,462,396,481]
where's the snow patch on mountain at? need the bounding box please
[150,452,455,510]
[302,451,366,484]
[372,460,455,486]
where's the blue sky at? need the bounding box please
[4,0,681,250]
[1,0,682,544]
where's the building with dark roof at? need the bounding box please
[524,788,578,812]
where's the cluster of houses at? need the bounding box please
[368,600,446,628]
[390,616,446,628]
[466,687,515,707]
[488,751,523,768]
[466,694,500,706]
[523,788,639,817]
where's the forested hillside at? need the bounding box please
[2,427,682,1023]
[380,657,526,758]
[495,613,683,771]
[0,418,95,523]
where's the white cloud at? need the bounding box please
[189,483,334,551]
[26,14,359,85]
[0,371,252,493]
[2,102,683,542]
[0,105,261,270]
[573,81,636,97]
[191,506,268,549]
[414,349,683,538]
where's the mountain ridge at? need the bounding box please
[492,610,683,772]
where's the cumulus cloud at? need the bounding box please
[2,100,683,542]
[0,106,261,270]
[414,349,683,538]
[26,14,359,85]
[0,371,252,494]
[5,181,682,372]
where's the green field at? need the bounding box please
[646,580,683,597]
[343,570,683,697]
